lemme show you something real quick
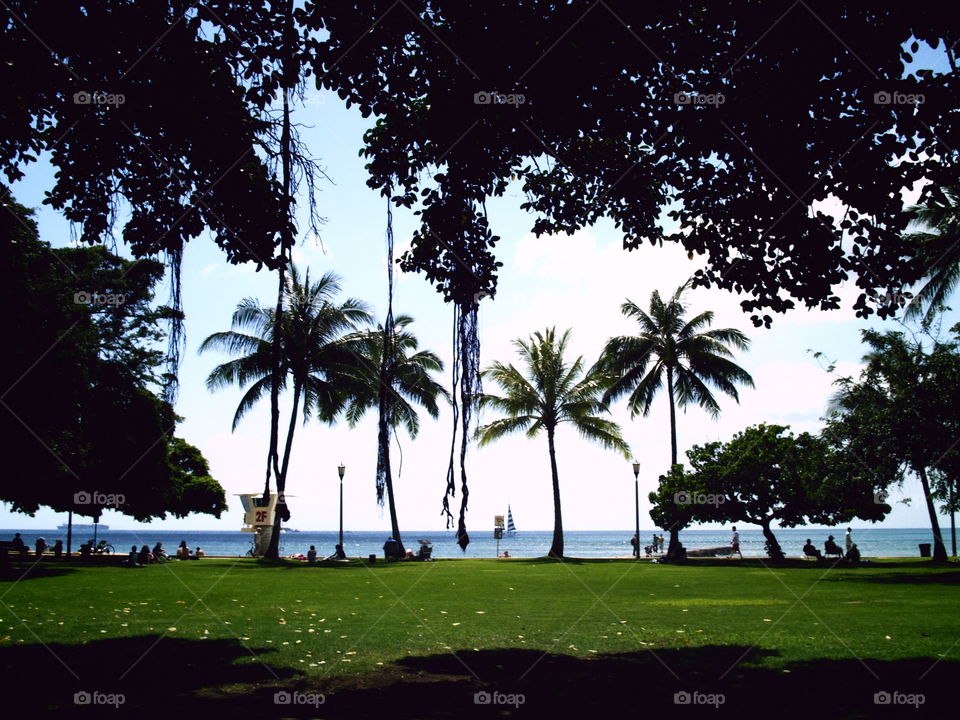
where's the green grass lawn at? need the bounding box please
[2,556,957,717]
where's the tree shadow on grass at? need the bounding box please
[0,634,296,716]
[0,561,78,582]
[3,638,954,718]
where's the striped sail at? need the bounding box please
[506,505,517,534]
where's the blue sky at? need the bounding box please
[2,41,956,538]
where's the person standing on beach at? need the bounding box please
[844,527,853,554]
[630,534,639,557]
[729,527,743,559]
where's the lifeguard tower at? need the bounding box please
[238,493,280,557]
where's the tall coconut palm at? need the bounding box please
[596,282,754,557]
[476,328,631,558]
[903,185,960,325]
[342,315,449,554]
[199,265,370,558]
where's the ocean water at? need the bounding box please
[3,527,947,559]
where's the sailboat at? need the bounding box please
[506,505,517,535]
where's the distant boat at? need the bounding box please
[57,523,109,531]
[506,506,517,535]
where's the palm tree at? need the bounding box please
[476,328,631,558]
[596,281,754,557]
[342,315,449,554]
[199,265,370,558]
[903,185,960,325]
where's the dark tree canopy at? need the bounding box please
[651,424,888,560]
[2,0,287,266]
[823,327,960,560]
[307,0,958,324]
[0,194,225,521]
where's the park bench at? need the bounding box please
[0,540,29,558]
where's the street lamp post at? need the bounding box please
[337,464,346,551]
[632,461,641,560]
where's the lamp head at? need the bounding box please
[338,464,346,480]
[632,460,640,478]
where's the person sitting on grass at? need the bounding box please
[845,543,861,563]
[138,545,153,564]
[307,545,317,562]
[35,537,47,557]
[176,541,190,559]
[326,543,346,560]
[52,539,63,558]
[500,550,510,558]
[79,540,93,559]
[194,547,205,559]
[11,533,27,557]
[125,545,141,567]
[152,542,167,562]
[803,539,823,560]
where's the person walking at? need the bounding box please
[729,526,743,559]
[844,527,853,555]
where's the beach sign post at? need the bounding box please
[494,515,505,557]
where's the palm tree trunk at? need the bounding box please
[918,466,948,562]
[264,0,296,560]
[379,412,404,554]
[667,366,678,465]
[265,380,301,560]
[665,366,681,560]
[547,427,564,558]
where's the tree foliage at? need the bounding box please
[823,328,960,561]
[477,328,630,557]
[307,1,958,325]
[597,281,753,467]
[652,424,887,561]
[0,194,225,520]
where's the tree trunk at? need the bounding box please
[760,520,784,562]
[918,466,948,562]
[664,366,682,560]
[547,427,564,559]
[667,366,678,465]
[379,403,404,555]
[264,5,296,560]
[665,524,681,562]
[265,380,301,560]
